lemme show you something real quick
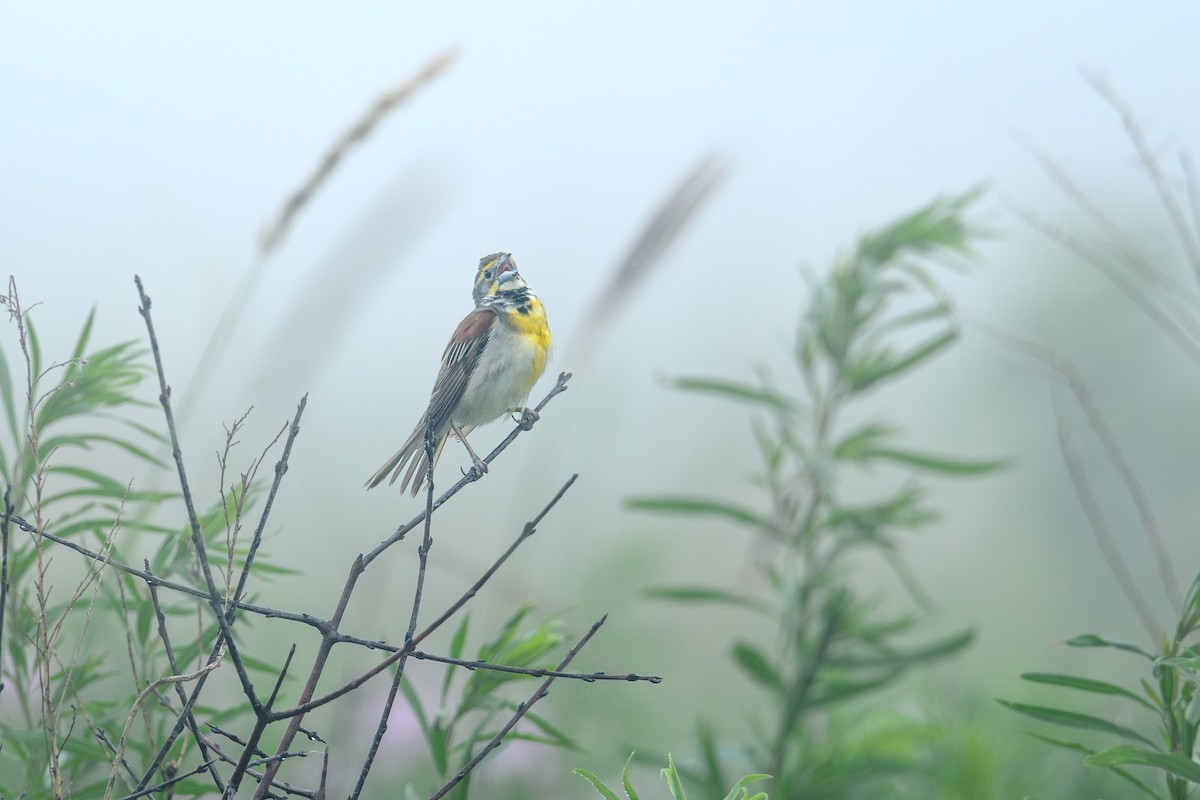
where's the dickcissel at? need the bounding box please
[365,253,551,495]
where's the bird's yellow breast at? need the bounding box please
[501,297,551,394]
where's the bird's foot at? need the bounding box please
[513,406,540,431]
[465,454,489,479]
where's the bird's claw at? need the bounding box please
[467,456,488,478]
[514,406,540,431]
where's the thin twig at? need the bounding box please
[0,511,325,627]
[1006,199,1200,365]
[261,472,578,733]
[147,566,227,794]
[407,650,660,683]
[1084,71,1200,281]
[427,614,611,800]
[249,375,573,796]
[349,421,440,798]
[970,315,1181,610]
[1053,394,1159,639]
[229,396,308,612]
[103,655,224,800]
[134,276,274,790]
[119,758,220,800]
[0,487,11,698]
[362,371,573,567]
[94,728,140,787]
[224,645,300,797]
[151,687,315,799]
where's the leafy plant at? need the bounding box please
[575,753,769,800]
[631,189,998,797]
[0,282,172,795]
[400,605,579,799]
[1001,79,1200,800]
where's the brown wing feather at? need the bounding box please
[425,308,494,431]
[364,307,494,493]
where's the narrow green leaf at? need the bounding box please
[643,585,772,614]
[1085,743,1200,783]
[628,497,762,527]
[398,678,430,740]
[28,318,42,384]
[449,615,470,660]
[1066,634,1155,660]
[997,700,1156,747]
[671,376,797,413]
[731,641,782,691]
[572,769,623,800]
[848,330,959,392]
[1020,672,1157,711]
[866,447,1006,475]
[621,752,640,800]
[136,601,154,645]
[68,308,96,365]
[833,422,896,461]
[429,716,448,774]
[522,711,580,751]
[720,774,772,800]
[441,614,471,703]
[697,723,726,795]
[0,344,20,446]
[662,754,687,800]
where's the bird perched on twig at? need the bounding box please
[366,253,552,495]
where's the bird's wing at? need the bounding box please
[426,307,494,431]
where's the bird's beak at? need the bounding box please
[496,254,518,283]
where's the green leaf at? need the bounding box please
[847,330,959,392]
[643,585,772,614]
[731,641,781,691]
[1085,743,1200,783]
[573,769,623,800]
[1026,733,1161,799]
[997,700,1157,747]
[671,376,798,413]
[622,752,640,800]
[628,497,762,527]
[0,343,20,448]
[69,306,97,362]
[720,773,772,800]
[1020,672,1157,711]
[697,722,726,795]
[522,711,580,751]
[864,446,1006,475]
[833,422,896,461]
[449,614,470,660]
[1066,634,1155,660]
[399,677,430,740]
[662,754,687,800]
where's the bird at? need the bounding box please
[365,252,552,495]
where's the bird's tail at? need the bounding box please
[365,417,450,495]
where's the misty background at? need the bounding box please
[4,1,1200,795]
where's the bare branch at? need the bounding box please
[427,614,611,800]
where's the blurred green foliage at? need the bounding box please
[0,290,287,796]
[575,753,768,800]
[629,190,1008,798]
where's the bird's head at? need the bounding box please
[473,252,530,306]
